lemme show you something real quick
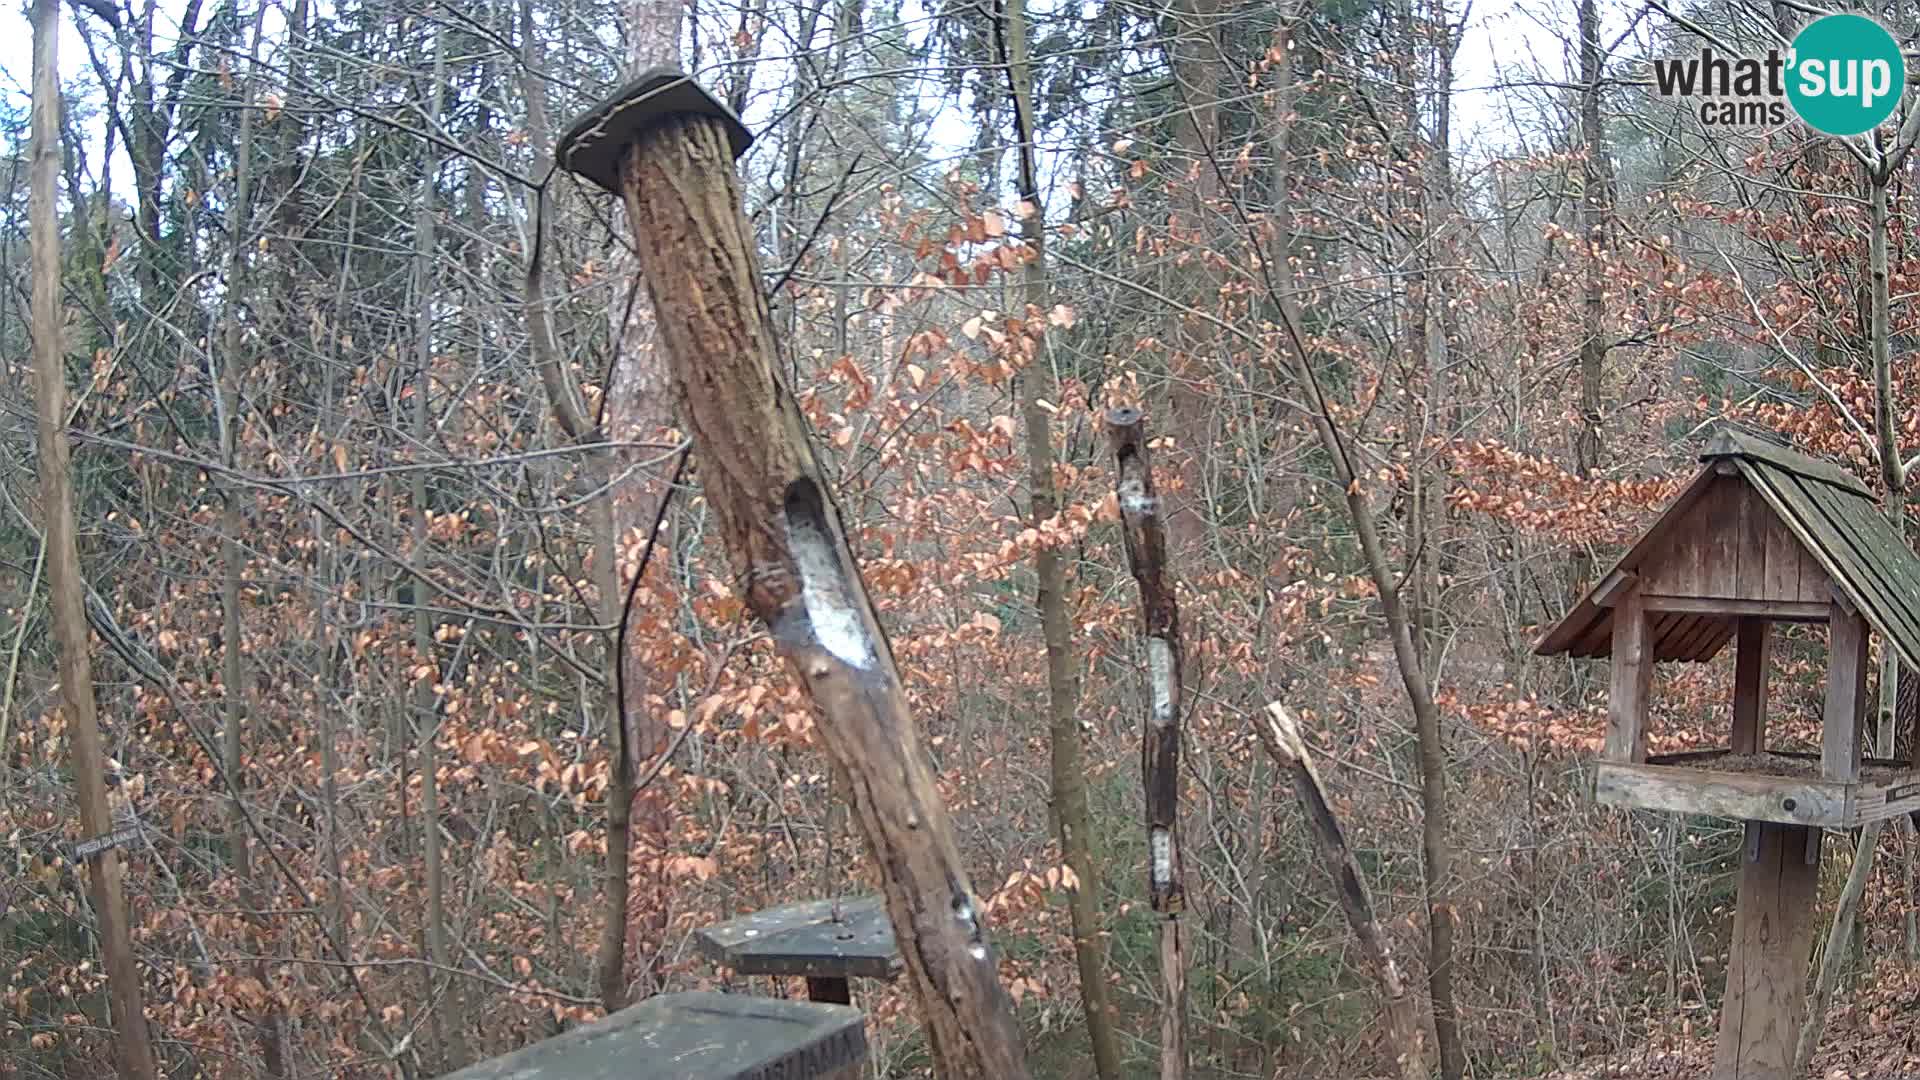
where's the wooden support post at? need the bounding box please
[806,977,852,1005]
[1605,590,1653,763]
[556,73,1029,1079]
[1824,601,1868,782]
[1107,408,1188,1080]
[1732,618,1770,755]
[1712,822,1821,1080]
[1258,705,1430,1080]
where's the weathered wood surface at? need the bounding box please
[1107,408,1188,1080]
[1594,762,1847,826]
[1712,823,1821,1080]
[1638,478,1830,604]
[1258,705,1430,1080]
[1824,601,1868,782]
[695,896,901,982]
[440,992,866,1080]
[1604,590,1652,763]
[1732,618,1770,755]
[561,86,1030,1077]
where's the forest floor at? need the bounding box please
[1544,960,1920,1078]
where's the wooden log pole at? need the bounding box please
[1107,408,1188,1080]
[1712,821,1821,1080]
[555,73,1029,1079]
[1731,617,1769,755]
[1257,704,1430,1080]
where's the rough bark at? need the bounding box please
[612,112,1030,1079]
[30,1,160,1073]
[1257,704,1429,1080]
[1107,409,1188,1080]
[1000,1,1121,1074]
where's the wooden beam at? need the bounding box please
[1712,823,1821,1080]
[1591,568,1638,608]
[1732,618,1770,755]
[561,78,1031,1078]
[1638,596,1829,620]
[1824,601,1869,783]
[1605,591,1653,763]
[1594,763,1849,827]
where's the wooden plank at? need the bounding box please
[1788,474,1920,667]
[1712,823,1822,1080]
[1853,772,1920,825]
[1761,500,1804,602]
[1605,592,1654,763]
[1732,480,1770,598]
[1732,618,1770,755]
[1688,622,1738,663]
[441,991,868,1080]
[1639,596,1828,620]
[1591,568,1638,608]
[1593,763,1849,826]
[1536,467,1723,657]
[695,896,902,981]
[1708,428,1873,497]
[1704,479,1743,598]
[1824,601,1868,782]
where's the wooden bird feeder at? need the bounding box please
[441,991,866,1080]
[1536,427,1920,1079]
[695,896,903,1005]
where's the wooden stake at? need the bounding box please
[1712,822,1820,1080]
[559,75,1028,1079]
[1106,408,1188,1080]
[1258,705,1430,1080]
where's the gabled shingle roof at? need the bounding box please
[1535,428,1920,672]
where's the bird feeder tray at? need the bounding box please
[439,991,866,1080]
[555,68,752,195]
[695,895,903,984]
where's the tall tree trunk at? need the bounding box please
[30,0,160,1073]
[1570,0,1610,600]
[409,31,467,1068]
[213,9,285,1070]
[999,2,1122,1076]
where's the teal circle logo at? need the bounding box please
[1787,14,1905,136]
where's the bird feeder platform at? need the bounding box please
[440,991,866,1080]
[695,895,903,1005]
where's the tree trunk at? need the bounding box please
[1107,410,1189,1080]
[29,0,160,1073]
[1001,2,1122,1075]
[605,107,1031,1079]
[1257,705,1429,1080]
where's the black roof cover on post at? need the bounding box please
[555,69,753,194]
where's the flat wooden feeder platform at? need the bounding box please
[695,896,902,1003]
[439,991,865,1080]
[1596,748,1920,827]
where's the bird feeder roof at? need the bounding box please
[556,68,753,195]
[1536,428,1920,672]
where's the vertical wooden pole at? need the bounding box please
[1824,603,1868,782]
[1731,618,1770,755]
[1712,822,1821,1080]
[1107,408,1188,1080]
[567,85,1030,1078]
[1605,591,1652,763]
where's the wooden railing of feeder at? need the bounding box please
[553,70,1030,1079]
[1535,428,1920,1080]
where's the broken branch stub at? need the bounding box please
[555,74,1029,1079]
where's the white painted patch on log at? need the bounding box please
[1150,827,1172,888]
[1148,637,1175,728]
[784,506,876,670]
[1118,475,1158,516]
